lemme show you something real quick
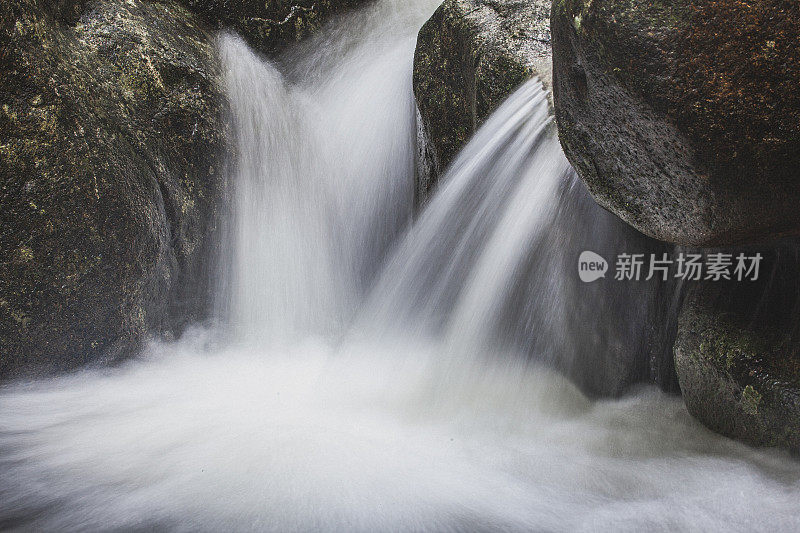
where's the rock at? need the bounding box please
[675,248,800,451]
[0,0,228,379]
[413,0,552,202]
[179,0,373,57]
[552,0,800,246]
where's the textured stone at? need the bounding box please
[552,0,800,246]
[675,248,800,452]
[0,0,229,378]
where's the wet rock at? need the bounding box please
[180,0,373,57]
[0,0,228,378]
[413,0,552,202]
[552,0,800,246]
[675,246,800,451]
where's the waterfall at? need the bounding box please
[1,1,799,530]
[360,78,671,396]
[216,2,424,342]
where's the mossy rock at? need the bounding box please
[0,0,229,379]
[413,0,552,204]
[179,0,374,57]
[552,0,800,246]
[675,262,800,452]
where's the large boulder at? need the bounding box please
[413,0,552,202]
[552,0,800,246]
[0,0,229,378]
[180,0,373,57]
[675,247,800,451]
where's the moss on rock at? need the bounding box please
[0,0,229,379]
[675,262,800,452]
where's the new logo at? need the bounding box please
[578,251,608,282]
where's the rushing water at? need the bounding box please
[2,1,800,531]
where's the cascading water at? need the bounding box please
[217,3,422,341]
[357,77,672,395]
[1,1,799,530]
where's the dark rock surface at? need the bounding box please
[413,0,552,202]
[180,0,372,57]
[552,0,800,247]
[675,246,800,451]
[0,0,229,379]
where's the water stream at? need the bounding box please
[1,1,799,530]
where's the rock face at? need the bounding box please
[1,0,367,380]
[0,0,229,378]
[413,0,552,201]
[675,256,800,451]
[552,0,800,247]
[180,0,372,57]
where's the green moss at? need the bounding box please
[16,246,34,262]
[741,385,762,416]
[675,286,800,451]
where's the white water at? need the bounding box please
[2,1,799,531]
